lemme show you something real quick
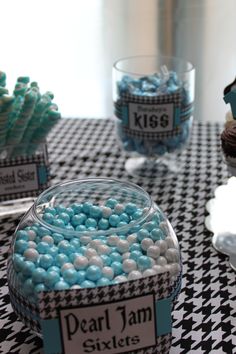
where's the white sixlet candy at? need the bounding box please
[128,270,143,280]
[155,240,168,254]
[116,240,129,253]
[101,206,112,218]
[89,239,103,249]
[165,236,175,248]
[88,256,103,268]
[169,263,181,275]
[27,230,36,241]
[142,269,156,277]
[159,221,169,234]
[23,248,39,262]
[152,264,165,274]
[74,255,89,270]
[122,252,130,260]
[122,259,137,273]
[156,256,168,266]
[80,236,92,245]
[42,235,54,245]
[114,203,124,215]
[165,248,180,263]
[84,248,97,258]
[114,275,127,283]
[147,245,160,258]
[28,241,37,249]
[141,238,154,251]
[97,244,111,255]
[71,285,81,289]
[102,266,114,280]
[127,234,137,244]
[61,262,75,272]
[164,264,176,275]
[107,235,119,246]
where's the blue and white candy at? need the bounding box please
[12,199,181,300]
[115,70,192,156]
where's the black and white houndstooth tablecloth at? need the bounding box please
[0,118,235,354]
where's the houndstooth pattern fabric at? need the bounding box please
[39,271,172,320]
[0,118,236,354]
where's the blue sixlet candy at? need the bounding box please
[32,267,47,283]
[45,271,60,288]
[97,277,110,287]
[109,214,120,227]
[12,197,180,296]
[150,228,164,241]
[86,265,102,281]
[15,239,28,254]
[80,280,96,288]
[125,203,137,215]
[63,268,78,285]
[76,270,86,284]
[54,280,70,290]
[16,230,29,241]
[111,261,123,276]
[137,255,152,271]
[39,254,54,269]
[42,212,55,224]
[52,232,64,244]
[105,198,118,209]
[98,218,109,230]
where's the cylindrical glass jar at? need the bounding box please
[113,55,195,177]
[8,178,181,352]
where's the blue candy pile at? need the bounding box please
[12,198,180,301]
[115,69,193,156]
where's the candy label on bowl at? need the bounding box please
[128,102,174,133]
[39,272,173,354]
[59,294,156,354]
[117,90,184,139]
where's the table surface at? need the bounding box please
[0,118,235,354]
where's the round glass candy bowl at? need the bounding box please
[7,178,181,336]
[113,55,195,177]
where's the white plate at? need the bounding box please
[205,176,236,271]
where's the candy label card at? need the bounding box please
[128,102,174,133]
[0,164,38,194]
[0,145,49,201]
[59,294,156,354]
[39,272,174,354]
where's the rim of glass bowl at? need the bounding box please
[31,178,155,237]
[113,54,195,77]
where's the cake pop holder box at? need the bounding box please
[8,261,181,354]
[0,142,50,213]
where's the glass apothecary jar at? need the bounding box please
[8,178,181,354]
[113,55,195,177]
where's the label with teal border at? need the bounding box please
[40,293,172,354]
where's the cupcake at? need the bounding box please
[222,78,236,174]
[221,121,236,175]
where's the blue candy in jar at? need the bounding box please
[113,56,195,161]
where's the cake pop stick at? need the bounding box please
[28,105,61,154]
[0,71,6,87]
[20,92,52,147]
[7,81,29,132]
[6,88,38,146]
[0,95,15,149]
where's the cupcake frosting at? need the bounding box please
[221,121,236,157]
